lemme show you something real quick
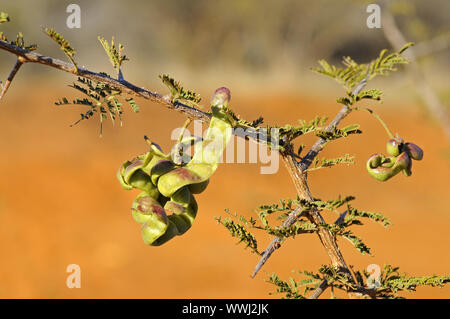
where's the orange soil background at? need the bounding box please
[0,83,449,299]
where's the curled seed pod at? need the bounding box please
[117,159,158,197]
[403,142,423,161]
[386,138,402,157]
[131,192,167,225]
[367,153,390,169]
[117,87,233,246]
[366,152,412,181]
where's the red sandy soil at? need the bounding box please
[0,85,449,298]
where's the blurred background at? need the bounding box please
[0,0,449,298]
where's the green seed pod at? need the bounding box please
[131,192,166,225]
[117,161,133,190]
[386,139,401,157]
[366,152,412,181]
[117,158,159,198]
[150,159,176,185]
[188,179,210,194]
[118,87,233,246]
[132,192,168,245]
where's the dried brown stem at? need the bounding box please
[0,57,25,101]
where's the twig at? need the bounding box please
[308,211,347,299]
[0,40,276,145]
[0,57,25,101]
[352,107,394,139]
[309,280,329,299]
[299,73,370,171]
[381,5,450,139]
[251,207,306,278]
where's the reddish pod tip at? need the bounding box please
[212,87,231,105]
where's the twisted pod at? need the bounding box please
[117,87,233,245]
[366,138,423,181]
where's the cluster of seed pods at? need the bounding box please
[117,87,233,245]
[366,138,423,181]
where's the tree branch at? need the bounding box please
[251,207,307,278]
[251,76,371,299]
[0,57,25,101]
[308,211,347,299]
[299,73,369,171]
[0,39,277,145]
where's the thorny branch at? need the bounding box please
[252,74,372,299]
[308,211,347,299]
[0,39,276,145]
[0,56,25,100]
[1,38,370,299]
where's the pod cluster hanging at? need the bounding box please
[366,138,423,182]
[117,87,233,245]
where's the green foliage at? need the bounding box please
[44,27,76,70]
[313,43,413,91]
[0,12,36,50]
[376,265,450,298]
[281,116,328,141]
[340,229,372,255]
[217,194,377,256]
[98,36,128,77]
[307,154,355,172]
[8,32,37,51]
[315,123,362,141]
[265,220,317,238]
[215,211,261,255]
[218,193,385,260]
[267,273,307,299]
[262,116,328,147]
[257,198,302,220]
[270,263,450,299]
[314,43,413,108]
[268,265,356,299]
[55,77,139,135]
[159,74,201,105]
[345,206,392,228]
[223,106,265,130]
[337,88,383,106]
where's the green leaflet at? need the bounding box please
[44,27,77,71]
[117,87,232,245]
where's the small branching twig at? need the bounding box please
[0,57,25,101]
